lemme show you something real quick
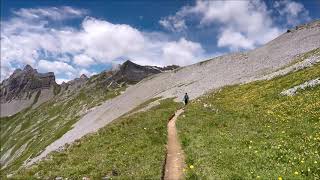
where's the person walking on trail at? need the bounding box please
[184,93,189,105]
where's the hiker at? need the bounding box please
[184,93,189,105]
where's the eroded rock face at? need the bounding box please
[60,74,89,93]
[110,60,179,84]
[0,65,56,103]
[87,60,179,88]
[112,60,162,84]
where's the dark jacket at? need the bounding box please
[184,94,189,103]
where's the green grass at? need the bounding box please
[53,84,61,95]
[32,90,41,105]
[13,99,181,179]
[122,97,162,117]
[0,85,126,176]
[177,63,320,178]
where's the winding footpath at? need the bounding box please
[164,109,186,180]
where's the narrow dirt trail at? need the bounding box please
[164,108,186,180]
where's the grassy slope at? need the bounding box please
[0,85,125,175]
[13,99,180,179]
[177,61,320,178]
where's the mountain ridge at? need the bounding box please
[0,61,179,117]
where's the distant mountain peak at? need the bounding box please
[1,65,56,104]
[121,60,140,70]
[123,60,134,64]
[12,68,22,74]
[23,64,36,73]
[80,74,88,79]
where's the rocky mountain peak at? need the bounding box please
[112,60,161,84]
[80,74,88,80]
[120,60,142,71]
[0,65,56,103]
[122,60,134,65]
[108,60,179,84]
[60,74,89,93]
[23,64,36,72]
[13,68,22,74]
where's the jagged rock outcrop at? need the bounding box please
[0,65,57,117]
[60,74,89,93]
[88,60,179,88]
[0,65,55,102]
[112,60,163,84]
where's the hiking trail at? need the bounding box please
[163,108,186,180]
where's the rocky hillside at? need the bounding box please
[0,61,178,117]
[0,65,56,101]
[27,20,320,166]
[0,65,58,117]
[86,60,179,89]
[0,60,178,173]
[112,60,178,84]
[13,50,320,179]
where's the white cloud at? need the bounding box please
[217,29,255,50]
[55,78,70,84]
[37,60,76,75]
[13,6,87,21]
[1,7,206,81]
[78,69,96,77]
[79,17,146,61]
[274,0,310,26]
[162,38,205,65]
[159,16,187,32]
[159,0,284,50]
[73,54,95,67]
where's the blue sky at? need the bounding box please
[1,0,319,83]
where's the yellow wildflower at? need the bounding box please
[294,171,299,175]
[278,176,283,180]
[190,165,194,169]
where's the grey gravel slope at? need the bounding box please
[27,20,320,165]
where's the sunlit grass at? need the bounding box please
[177,61,320,179]
[13,99,181,179]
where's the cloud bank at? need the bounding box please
[159,0,310,50]
[1,7,206,81]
